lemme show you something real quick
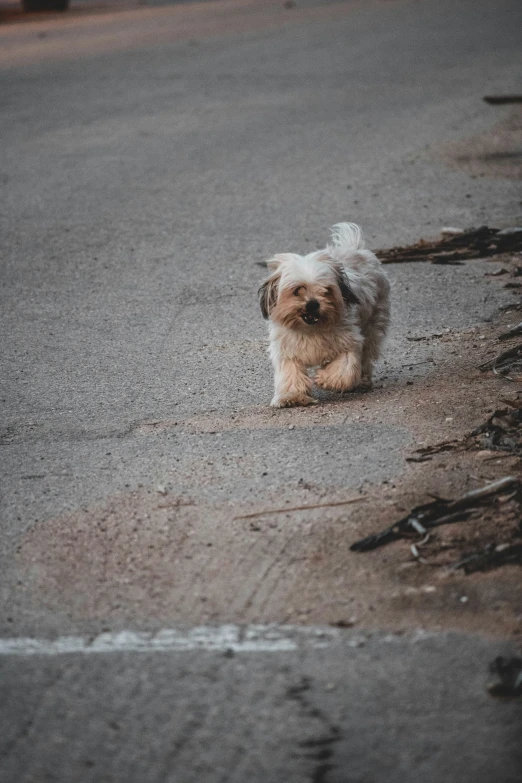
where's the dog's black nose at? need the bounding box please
[305,299,320,313]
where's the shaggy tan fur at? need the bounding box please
[259,223,390,407]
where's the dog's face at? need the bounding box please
[259,252,358,329]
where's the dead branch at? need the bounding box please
[451,542,522,574]
[413,439,464,457]
[350,477,519,552]
[479,343,522,380]
[470,407,522,456]
[483,95,522,104]
[498,323,522,341]
[376,226,522,264]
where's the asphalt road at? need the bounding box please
[1,0,522,780]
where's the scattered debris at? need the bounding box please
[413,438,463,457]
[483,95,522,105]
[431,257,465,266]
[479,343,522,380]
[440,227,464,236]
[487,264,522,279]
[156,500,195,510]
[487,656,522,699]
[235,496,365,520]
[350,477,520,552]
[376,226,522,264]
[451,542,522,574]
[500,395,522,409]
[470,406,522,455]
[413,398,522,459]
[332,617,357,628]
[409,543,433,565]
[406,333,444,342]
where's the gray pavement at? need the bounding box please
[1,629,521,783]
[1,0,522,780]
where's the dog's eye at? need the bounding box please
[293,287,302,297]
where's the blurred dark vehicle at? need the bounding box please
[23,0,69,9]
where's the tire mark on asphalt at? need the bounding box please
[287,676,341,783]
[0,665,68,765]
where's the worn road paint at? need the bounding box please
[0,626,435,656]
[0,625,358,656]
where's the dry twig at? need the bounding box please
[235,497,365,520]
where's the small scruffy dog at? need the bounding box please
[259,222,390,407]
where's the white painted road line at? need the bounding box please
[0,627,436,656]
[0,625,360,656]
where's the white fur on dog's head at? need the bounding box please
[259,250,358,329]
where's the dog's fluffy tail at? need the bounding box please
[327,222,365,260]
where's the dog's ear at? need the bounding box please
[259,254,286,319]
[334,265,359,307]
[259,272,280,320]
[266,254,287,272]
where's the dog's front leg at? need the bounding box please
[271,357,317,407]
[315,350,362,392]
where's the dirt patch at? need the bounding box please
[17,446,522,637]
[17,270,522,638]
[437,107,522,180]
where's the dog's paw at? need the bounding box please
[357,379,373,392]
[314,369,359,392]
[313,371,332,391]
[271,393,318,408]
